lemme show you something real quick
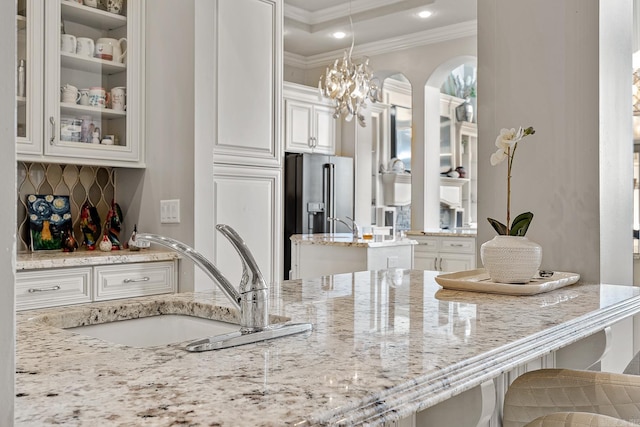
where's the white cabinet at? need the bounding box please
[290,239,415,280]
[94,261,177,301]
[16,267,92,311]
[16,0,44,155]
[16,259,178,311]
[209,0,283,283]
[284,82,338,155]
[17,0,145,167]
[413,235,475,272]
[213,0,281,168]
[213,164,282,288]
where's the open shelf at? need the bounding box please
[60,102,126,119]
[60,52,126,74]
[61,1,126,30]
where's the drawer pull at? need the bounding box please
[449,243,464,247]
[123,277,150,284]
[28,285,61,293]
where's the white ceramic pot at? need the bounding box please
[480,236,542,284]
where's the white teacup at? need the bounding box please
[95,38,127,63]
[60,34,76,54]
[76,37,94,57]
[101,135,115,145]
[110,86,126,111]
[88,87,107,108]
[95,39,113,60]
[60,84,80,104]
[83,0,98,7]
[78,88,90,106]
[104,0,124,14]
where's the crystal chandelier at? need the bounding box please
[318,15,380,127]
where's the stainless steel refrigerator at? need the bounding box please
[284,152,354,279]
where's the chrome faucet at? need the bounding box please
[327,216,362,238]
[137,224,312,351]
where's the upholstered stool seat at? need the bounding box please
[503,369,640,427]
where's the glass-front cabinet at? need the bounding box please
[16,0,43,155]
[17,0,145,167]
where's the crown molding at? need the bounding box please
[383,78,412,97]
[284,20,477,69]
[285,0,406,25]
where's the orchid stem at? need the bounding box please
[506,147,511,235]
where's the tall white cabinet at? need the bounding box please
[209,0,283,286]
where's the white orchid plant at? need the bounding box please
[488,126,536,236]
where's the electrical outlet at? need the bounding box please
[387,256,398,268]
[160,199,180,224]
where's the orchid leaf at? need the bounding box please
[487,217,508,235]
[509,212,534,236]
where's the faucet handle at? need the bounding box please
[216,224,267,294]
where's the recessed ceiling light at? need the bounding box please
[333,31,346,39]
[418,10,432,19]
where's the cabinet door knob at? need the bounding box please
[439,258,443,271]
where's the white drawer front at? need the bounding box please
[16,268,91,311]
[94,261,177,301]
[440,238,475,254]
[413,237,439,253]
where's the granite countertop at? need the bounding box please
[15,271,640,426]
[407,228,477,238]
[290,233,418,247]
[16,248,180,270]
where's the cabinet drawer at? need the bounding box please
[414,237,439,253]
[440,238,475,254]
[94,261,177,301]
[16,268,91,311]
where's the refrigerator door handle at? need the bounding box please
[323,163,335,233]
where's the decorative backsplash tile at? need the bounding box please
[17,163,116,252]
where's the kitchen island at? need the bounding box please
[407,228,477,273]
[289,233,417,279]
[15,270,640,426]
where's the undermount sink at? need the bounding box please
[67,314,238,348]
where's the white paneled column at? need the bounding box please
[478,0,633,370]
[1,0,16,419]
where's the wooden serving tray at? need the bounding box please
[434,268,580,295]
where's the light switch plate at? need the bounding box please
[160,199,180,224]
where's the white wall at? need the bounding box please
[478,0,634,371]
[1,0,16,420]
[117,0,196,290]
[478,0,632,284]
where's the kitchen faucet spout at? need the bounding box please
[327,216,362,238]
[137,226,312,351]
[136,232,242,311]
